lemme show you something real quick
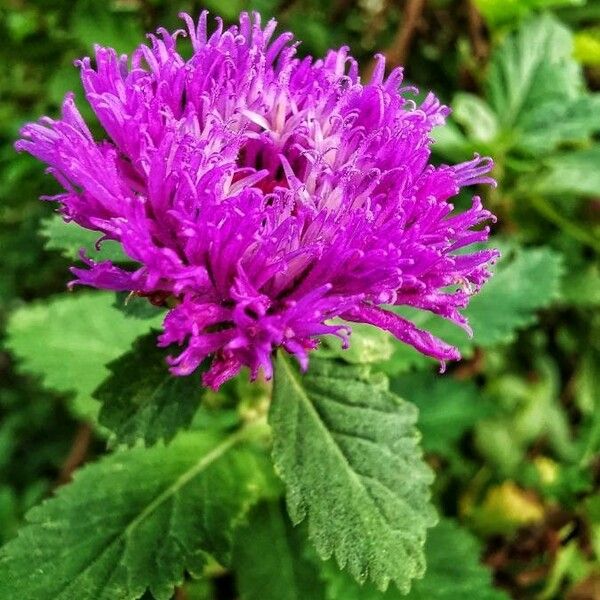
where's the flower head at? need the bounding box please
[16,12,497,389]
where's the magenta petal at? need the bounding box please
[15,11,497,388]
[343,304,461,362]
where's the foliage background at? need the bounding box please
[0,0,599,598]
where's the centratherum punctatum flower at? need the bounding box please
[16,12,498,389]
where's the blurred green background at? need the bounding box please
[1,1,599,598]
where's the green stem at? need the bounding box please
[529,195,600,253]
[580,415,600,467]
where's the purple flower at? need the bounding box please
[16,12,497,389]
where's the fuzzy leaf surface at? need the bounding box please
[233,502,326,600]
[95,334,203,447]
[0,430,270,600]
[321,519,509,599]
[270,354,436,593]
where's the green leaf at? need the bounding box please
[476,358,574,474]
[460,246,563,347]
[183,578,216,600]
[475,0,585,28]
[561,262,600,307]
[235,507,508,600]
[445,16,600,183]
[95,334,203,447]
[0,428,272,600]
[486,16,582,131]
[584,496,600,560]
[6,293,162,420]
[452,93,499,143]
[390,372,492,456]
[40,215,130,263]
[531,146,600,197]
[388,246,563,370]
[113,291,166,320]
[321,518,509,599]
[270,354,436,593]
[517,95,600,153]
[319,322,393,364]
[574,345,600,416]
[432,119,478,163]
[233,502,326,600]
[574,28,600,65]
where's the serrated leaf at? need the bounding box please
[5,293,162,420]
[387,247,564,371]
[486,16,582,130]
[321,518,509,599]
[270,353,436,593]
[390,372,492,456]
[233,502,326,600]
[234,506,508,600]
[0,428,271,600]
[95,334,203,447]
[444,15,599,194]
[517,95,600,153]
[40,215,129,263]
[460,246,563,346]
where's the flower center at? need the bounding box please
[235,137,308,194]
